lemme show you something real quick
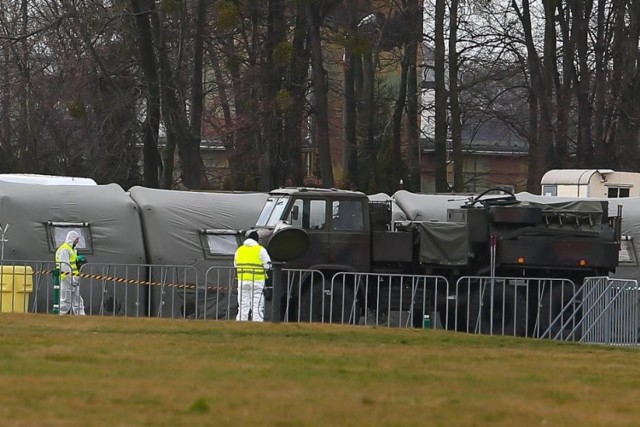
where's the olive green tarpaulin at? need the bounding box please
[417,221,469,265]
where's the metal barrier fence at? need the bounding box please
[79,263,198,318]
[541,277,640,345]
[0,261,199,318]
[330,272,449,328]
[2,260,640,346]
[452,276,578,338]
[201,266,327,322]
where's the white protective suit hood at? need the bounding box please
[242,238,259,247]
[65,230,80,246]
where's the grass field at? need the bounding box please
[1,314,640,426]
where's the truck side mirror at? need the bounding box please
[291,205,299,221]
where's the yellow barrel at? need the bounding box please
[0,266,34,313]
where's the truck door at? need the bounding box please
[329,199,370,271]
[286,197,330,268]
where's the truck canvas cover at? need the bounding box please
[418,221,469,265]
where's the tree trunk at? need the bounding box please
[189,0,209,188]
[592,0,612,165]
[149,1,203,189]
[554,2,572,168]
[283,7,308,187]
[570,0,594,167]
[449,0,463,192]
[434,0,448,192]
[406,0,421,192]
[391,52,409,190]
[130,0,162,188]
[513,0,554,194]
[306,1,334,188]
[343,5,359,190]
[361,52,378,192]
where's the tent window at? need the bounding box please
[542,185,557,196]
[200,230,241,259]
[46,222,93,254]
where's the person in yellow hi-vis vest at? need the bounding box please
[55,230,85,315]
[234,230,271,321]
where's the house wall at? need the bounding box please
[421,152,528,193]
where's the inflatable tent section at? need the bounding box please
[0,182,146,315]
[128,186,268,319]
[392,190,472,221]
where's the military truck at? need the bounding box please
[253,187,621,334]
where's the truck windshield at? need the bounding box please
[256,196,290,226]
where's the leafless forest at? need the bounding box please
[0,0,638,193]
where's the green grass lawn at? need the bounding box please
[1,313,639,426]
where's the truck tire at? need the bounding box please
[461,282,528,336]
[297,277,361,324]
[537,282,579,340]
[448,282,479,333]
[480,283,527,337]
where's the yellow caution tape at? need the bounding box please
[33,270,233,291]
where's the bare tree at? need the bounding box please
[306,0,336,188]
[434,0,448,192]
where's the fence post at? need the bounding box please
[271,262,283,323]
[52,268,60,314]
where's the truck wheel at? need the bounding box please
[296,278,361,324]
[449,283,480,333]
[296,279,323,322]
[537,283,578,340]
[481,283,528,336]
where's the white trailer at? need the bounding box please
[541,169,640,198]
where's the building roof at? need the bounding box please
[422,118,528,155]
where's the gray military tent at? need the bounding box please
[392,190,471,221]
[0,182,146,314]
[127,186,269,319]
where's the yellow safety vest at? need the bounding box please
[55,242,79,278]
[236,245,266,281]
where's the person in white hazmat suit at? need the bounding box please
[55,230,86,315]
[234,230,271,321]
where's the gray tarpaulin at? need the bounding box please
[418,221,469,265]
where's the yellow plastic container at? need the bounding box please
[1,266,34,313]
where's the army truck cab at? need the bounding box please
[256,187,370,272]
